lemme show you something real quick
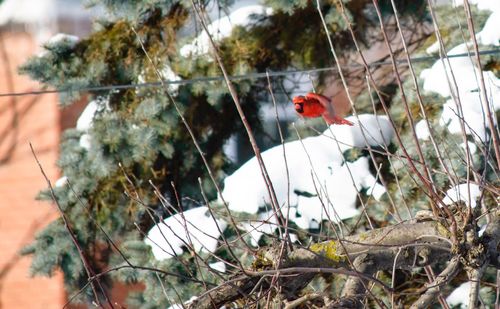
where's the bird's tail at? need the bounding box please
[324,115,354,126]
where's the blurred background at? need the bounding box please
[0,1,101,307]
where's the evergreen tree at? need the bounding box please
[20,0,498,308]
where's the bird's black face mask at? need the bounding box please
[294,103,304,114]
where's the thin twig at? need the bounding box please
[30,143,112,308]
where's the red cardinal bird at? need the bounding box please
[292,92,354,126]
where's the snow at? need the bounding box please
[425,40,440,54]
[46,33,79,47]
[242,217,298,246]
[77,101,98,131]
[180,5,273,57]
[429,2,499,50]
[421,44,490,98]
[293,157,383,229]
[138,65,181,93]
[478,225,486,237]
[442,183,481,208]
[161,65,182,92]
[476,11,500,46]
[460,141,477,154]
[79,134,91,150]
[145,206,227,261]
[76,99,110,149]
[54,176,68,187]
[167,296,198,309]
[438,91,496,142]
[415,120,431,140]
[242,219,277,246]
[446,281,470,308]
[421,41,500,142]
[37,33,80,57]
[221,114,393,229]
[209,261,226,273]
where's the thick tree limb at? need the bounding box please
[189,221,452,309]
[189,217,500,308]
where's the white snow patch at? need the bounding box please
[476,11,500,46]
[446,281,470,308]
[76,99,110,149]
[459,141,477,154]
[242,217,299,246]
[37,33,79,57]
[242,219,276,247]
[221,114,393,229]
[442,183,481,208]
[161,65,182,92]
[209,261,226,273]
[79,134,91,150]
[421,41,500,142]
[54,176,68,187]
[180,5,272,57]
[77,101,99,131]
[425,40,440,54]
[222,135,238,163]
[478,225,487,237]
[420,43,493,98]
[293,157,384,229]
[167,296,198,309]
[415,120,431,140]
[46,33,79,47]
[138,65,181,93]
[438,91,496,142]
[145,206,227,261]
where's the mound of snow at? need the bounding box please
[145,206,227,260]
[439,89,498,142]
[221,114,393,221]
[420,44,493,98]
[293,156,384,229]
[421,41,500,143]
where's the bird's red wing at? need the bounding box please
[304,92,331,108]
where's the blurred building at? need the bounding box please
[0,1,96,308]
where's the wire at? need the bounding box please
[0,48,498,98]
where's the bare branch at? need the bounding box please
[30,143,113,308]
[410,256,461,309]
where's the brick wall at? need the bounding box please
[0,31,64,309]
